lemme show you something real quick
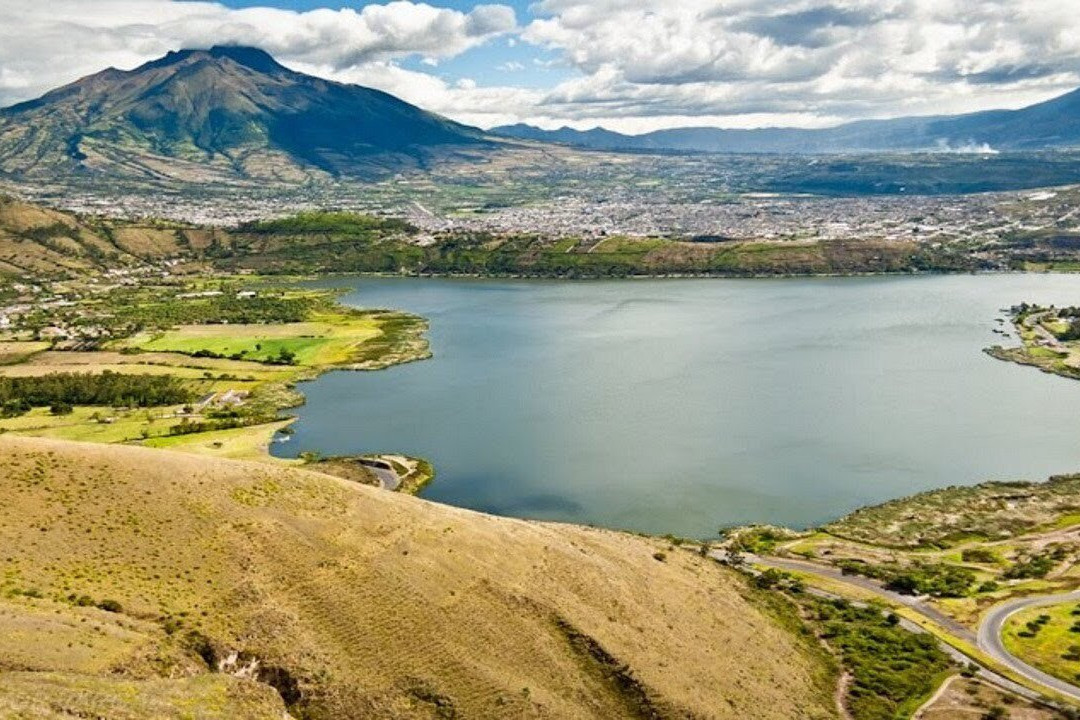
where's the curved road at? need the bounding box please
[717,550,1080,705]
[977,590,1080,702]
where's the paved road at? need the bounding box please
[977,590,1080,702]
[714,550,1080,705]
[358,459,400,490]
[725,552,976,641]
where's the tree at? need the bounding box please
[1,398,29,418]
[50,402,73,416]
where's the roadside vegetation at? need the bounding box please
[812,598,952,720]
[751,565,954,720]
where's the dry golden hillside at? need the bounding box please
[0,436,835,720]
[0,196,198,278]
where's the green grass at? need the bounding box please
[127,314,381,367]
[1028,346,1066,359]
[1003,602,1080,684]
[144,419,297,462]
[0,405,186,443]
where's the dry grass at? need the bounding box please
[110,227,185,258]
[825,477,1080,549]
[0,672,286,719]
[0,435,836,720]
[0,198,191,278]
[916,677,1059,719]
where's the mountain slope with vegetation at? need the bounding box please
[0,435,837,719]
[0,46,494,184]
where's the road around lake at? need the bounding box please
[712,550,1080,707]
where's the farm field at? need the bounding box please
[0,404,191,443]
[121,313,382,367]
[0,284,427,467]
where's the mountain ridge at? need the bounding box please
[492,87,1080,154]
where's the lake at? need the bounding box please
[273,275,1080,537]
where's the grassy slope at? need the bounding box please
[0,435,837,720]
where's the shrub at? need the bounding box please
[96,599,123,613]
[1004,553,1056,579]
[961,547,998,563]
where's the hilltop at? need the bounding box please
[0,435,836,719]
[0,46,495,184]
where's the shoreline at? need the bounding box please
[247,309,436,492]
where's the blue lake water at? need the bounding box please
[273,275,1080,537]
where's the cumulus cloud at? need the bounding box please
[304,60,542,128]
[0,0,515,105]
[520,0,1080,127]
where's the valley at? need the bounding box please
[6,33,1080,720]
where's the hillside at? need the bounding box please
[0,436,836,719]
[0,195,212,280]
[0,46,495,184]
[492,86,1080,154]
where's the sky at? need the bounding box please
[1,0,1079,133]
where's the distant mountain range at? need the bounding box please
[492,87,1080,154]
[0,46,494,183]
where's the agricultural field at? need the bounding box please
[0,405,191,444]
[121,314,382,367]
[0,279,430,476]
[144,419,298,463]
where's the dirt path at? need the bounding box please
[911,674,958,719]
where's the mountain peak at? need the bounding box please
[0,44,492,183]
[142,45,288,75]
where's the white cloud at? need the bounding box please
[304,60,542,128]
[519,0,1080,126]
[0,0,516,106]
